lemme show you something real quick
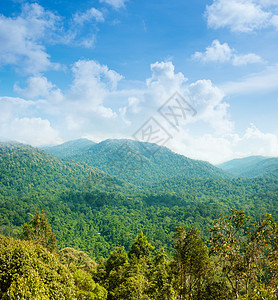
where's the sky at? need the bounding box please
[0,0,278,164]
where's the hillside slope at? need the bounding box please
[1,141,278,259]
[53,139,230,185]
[217,156,278,178]
[0,142,122,194]
[41,138,96,159]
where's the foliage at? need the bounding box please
[19,211,57,252]
[0,235,76,299]
[209,210,276,298]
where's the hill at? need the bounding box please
[41,138,96,158]
[217,156,278,178]
[1,141,278,259]
[44,139,230,185]
[0,142,126,194]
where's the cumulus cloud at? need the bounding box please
[1,59,277,163]
[193,40,263,66]
[68,60,122,118]
[146,61,188,103]
[99,0,128,9]
[0,97,36,123]
[206,0,278,32]
[14,75,62,100]
[187,79,233,134]
[169,124,278,164]
[0,3,60,74]
[0,117,62,146]
[118,61,233,136]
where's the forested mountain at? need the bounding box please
[41,138,96,158]
[1,141,278,261]
[0,142,127,193]
[218,156,278,178]
[44,139,230,185]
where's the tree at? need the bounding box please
[172,226,212,299]
[128,231,154,260]
[0,235,75,299]
[19,211,56,253]
[59,247,97,272]
[148,248,177,299]
[73,268,107,300]
[209,210,275,299]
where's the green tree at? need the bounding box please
[209,210,275,299]
[128,231,154,260]
[172,226,212,299]
[0,235,75,299]
[73,268,107,300]
[59,247,97,272]
[19,211,57,253]
[148,248,177,299]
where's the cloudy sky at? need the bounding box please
[0,0,278,164]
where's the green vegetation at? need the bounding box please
[217,156,278,178]
[41,138,96,158]
[0,140,278,298]
[1,142,278,258]
[1,211,278,299]
[43,139,230,185]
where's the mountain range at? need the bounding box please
[42,138,230,185]
[1,139,278,258]
[217,155,278,178]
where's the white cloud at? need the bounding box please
[271,14,278,28]
[14,76,57,98]
[232,53,263,65]
[0,3,60,74]
[73,8,104,25]
[69,60,122,118]
[0,97,36,123]
[188,79,233,134]
[169,124,278,164]
[206,0,276,32]
[193,40,263,66]
[1,59,277,163]
[146,61,188,102]
[0,117,62,146]
[221,63,278,94]
[99,0,128,9]
[193,40,232,63]
[119,61,233,135]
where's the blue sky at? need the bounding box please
[0,0,278,163]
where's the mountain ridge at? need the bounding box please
[43,138,230,185]
[217,155,278,178]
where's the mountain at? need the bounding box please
[41,138,96,159]
[1,141,278,259]
[217,156,278,178]
[0,142,137,257]
[0,141,114,193]
[48,139,230,185]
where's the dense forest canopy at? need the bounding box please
[1,210,278,299]
[0,140,278,299]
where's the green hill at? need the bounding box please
[46,139,230,185]
[1,141,277,259]
[41,138,96,158]
[217,156,278,178]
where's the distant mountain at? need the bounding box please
[217,156,278,178]
[41,138,96,159]
[1,141,278,258]
[50,139,230,185]
[0,142,125,194]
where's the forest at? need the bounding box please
[1,210,278,299]
[0,141,278,299]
